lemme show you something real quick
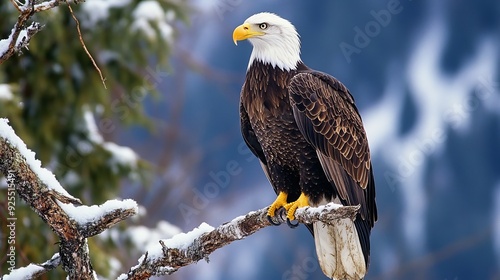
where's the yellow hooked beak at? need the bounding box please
[233,23,265,45]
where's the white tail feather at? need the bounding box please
[313,200,366,279]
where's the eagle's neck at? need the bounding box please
[245,60,309,96]
[247,34,301,71]
[246,61,295,94]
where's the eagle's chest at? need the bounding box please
[243,89,308,167]
[241,62,314,167]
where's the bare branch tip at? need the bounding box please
[66,0,107,89]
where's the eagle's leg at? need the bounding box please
[284,193,310,228]
[267,192,288,225]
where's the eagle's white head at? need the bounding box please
[233,12,302,71]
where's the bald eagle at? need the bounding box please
[233,13,377,279]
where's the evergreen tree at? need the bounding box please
[0,1,189,278]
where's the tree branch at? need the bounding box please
[119,203,359,279]
[1,118,359,279]
[1,0,41,63]
[0,0,75,64]
[0,119,137,279]
[78,206,138,238]
[2,253,61,280]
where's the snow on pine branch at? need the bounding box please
[0,84,14,101]
[82,109,139,169]
[131,1,176,41]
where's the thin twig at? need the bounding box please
[66,0,107,89]
[9,0,22,12]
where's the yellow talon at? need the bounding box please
[284,193,310,221]
[267,192,288,217]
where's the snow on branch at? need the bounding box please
[0,119,137,279]
[2,253,61,280]
[1,0,42,63]
[1,118,359,279]
[119,203,359,279]
[60,199,139,237]
[0,0,74,64]
[1,0,107,86]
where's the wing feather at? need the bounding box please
[289,71,377,227]
[240,102,266,165]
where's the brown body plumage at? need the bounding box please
[240,59,377,265]
[241,61,333,204]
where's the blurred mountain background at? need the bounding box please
[1,0,499,279]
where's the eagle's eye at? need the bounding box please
[258,23,268,30]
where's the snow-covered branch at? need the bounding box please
[0,0,70,64]
[1,118,359,279]
[2,253,61,280]
[0,119,137,279]
[119,203,359,279]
